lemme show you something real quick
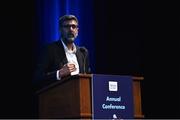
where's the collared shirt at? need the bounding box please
[57,40,79,80]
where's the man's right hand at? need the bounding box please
[59,63,76,78]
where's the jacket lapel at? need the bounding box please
[76,47,83,73]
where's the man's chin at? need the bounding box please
[67,38,75,43]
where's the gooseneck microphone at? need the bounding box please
[79,47,87,73]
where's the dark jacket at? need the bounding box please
[33,40,90,88]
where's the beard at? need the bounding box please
[65,33,77,43]
[67,34,75,42]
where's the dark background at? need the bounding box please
[0,0,179,118]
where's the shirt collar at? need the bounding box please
[61,39,77,54]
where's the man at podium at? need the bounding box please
[34,15,91,88]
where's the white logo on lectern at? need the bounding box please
[109,81,118,91]
[113,114,117,119]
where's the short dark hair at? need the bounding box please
[59,15,78,28]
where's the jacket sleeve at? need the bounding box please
[33,45,57,89]
[85,49,91,74]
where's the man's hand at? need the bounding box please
[59,63,76,78]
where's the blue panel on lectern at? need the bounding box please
[92,74,134,119]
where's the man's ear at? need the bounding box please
[77,27,79,32]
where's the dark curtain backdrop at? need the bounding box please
[0,0,179,119]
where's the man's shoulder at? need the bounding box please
[39,40,62,52]
[78,46,88,52]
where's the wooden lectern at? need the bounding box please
[36,74,144,119]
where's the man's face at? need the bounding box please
[61,20,78,43]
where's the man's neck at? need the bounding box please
[62,39,73,50]
[66,43,73,50]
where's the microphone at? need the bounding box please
[79,47,87,73]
